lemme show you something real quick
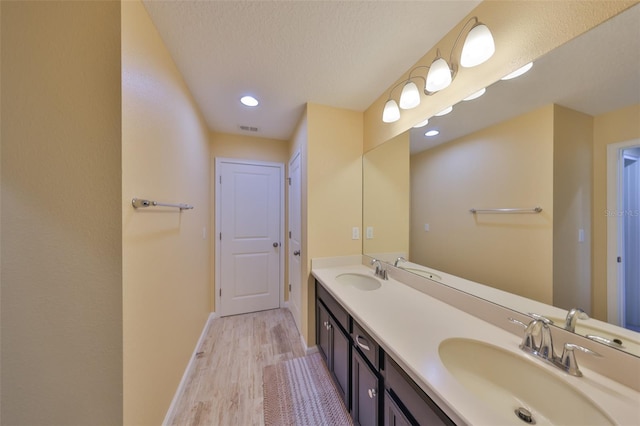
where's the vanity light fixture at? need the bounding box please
[240,95,259,107]
[434,106,453,117]
[501,62,533,80]
[380,16,495,123]
[399,80,421,109]
[382,99,401,123]
[462,87,486,101]
[413,118,430,128]
[425,129,440,137]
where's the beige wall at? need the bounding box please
[553,105,593,311]
[209,131,289,308]
[592,104,640,319]
[364,1,636,151]
[122,1,211,424]
[363,132,410,259]
[410,105,554,304]
[304,104,363,344]
[1,2,123,424]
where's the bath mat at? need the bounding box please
[263,352,353,426]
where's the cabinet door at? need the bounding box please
[352,348,379,426]
[332,319,350,406]
[317,301,331,364]
[384,390,413,426]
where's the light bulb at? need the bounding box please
[399,81,421,109]
[425,130,440,137]
[240,95,259,107]
[426,57,452,92]
[382,99,400,123]
[434,106,453,117]
[460,23,495,68]
[501,62,533,80]
[463,88,486,101]
[413,118,429,128]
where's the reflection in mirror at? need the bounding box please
[363,5,640,356]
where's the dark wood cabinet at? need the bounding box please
[316,280,455,426]
[316,284,350,407]
[351,346,380,426]
[383,390,413,426]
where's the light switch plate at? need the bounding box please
[352,227,360,240]
[366,227,374,239]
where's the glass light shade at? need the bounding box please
[413,118,429,128]
[460,24,495,68]
[462,87,486,101]
[434,106,453,116]
[382,99,400,123]
[425,57,452,92]
[425,130,440,137]
[399,81,421,109]
[501,62,533,80]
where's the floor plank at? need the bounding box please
[167,308,306,425]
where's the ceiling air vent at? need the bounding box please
[239,125,258,132]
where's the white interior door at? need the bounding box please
[288,151,302,333]
[216,159,283,317]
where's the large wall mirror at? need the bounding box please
[363,5,640,357]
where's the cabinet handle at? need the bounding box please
[356,335,370,351]
[323,321,329,328]
[368,388,377,399]
[327,323,332,330]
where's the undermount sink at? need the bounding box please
[438,338,614,425]
[335,273,381,291]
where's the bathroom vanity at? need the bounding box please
[312,256,640,426]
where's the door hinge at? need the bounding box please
[219,232,222,241]
[618,256,622,263]
[289,283,292,291]
[289,231,291,238]
[219,176,222,184]
[219,289,222,297]
[288,177,291,185]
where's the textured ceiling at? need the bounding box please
[142,0,480,140]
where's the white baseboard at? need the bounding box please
[162,312,217,426]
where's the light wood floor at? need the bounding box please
[167,308,306,426]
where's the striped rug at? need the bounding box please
[263,352,353,426]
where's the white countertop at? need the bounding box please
[312,259,640,426]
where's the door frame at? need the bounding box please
[606,139,640,325]
[214,157,285,315]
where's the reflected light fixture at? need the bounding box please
[240,95,259,107]
[434,106,453,117]
[425,130,440,137]
[413,118,430,128]
[501,62,533,80]
[399,80,421,109]
[382,99,401,123]
[463,87,486,101]
[460,20,495,68]
[426,51,453,93]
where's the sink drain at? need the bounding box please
[515,407,535,424]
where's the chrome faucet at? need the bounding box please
[370,258,388,280]
[509,316,601,376]
[565,308,589,332]
[394,256,407,267]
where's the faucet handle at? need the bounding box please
[556,343,602,377]
[527,312,554,325]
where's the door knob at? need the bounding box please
[293,250,301,256]
[273,242,280,247]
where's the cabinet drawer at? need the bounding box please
[316,281,349,332]
[352,320,380,370]
[384,356,455,426]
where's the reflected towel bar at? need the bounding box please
[469,206,542,214]
[132,198,194,210]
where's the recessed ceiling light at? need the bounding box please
[501,62,533,80]
[425,130,440,137]
[240,95,259,107]
[463,88,486,101]
[413,118,430,128]
[434,106,453,117]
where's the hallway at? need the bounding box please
[167,309,306,425]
